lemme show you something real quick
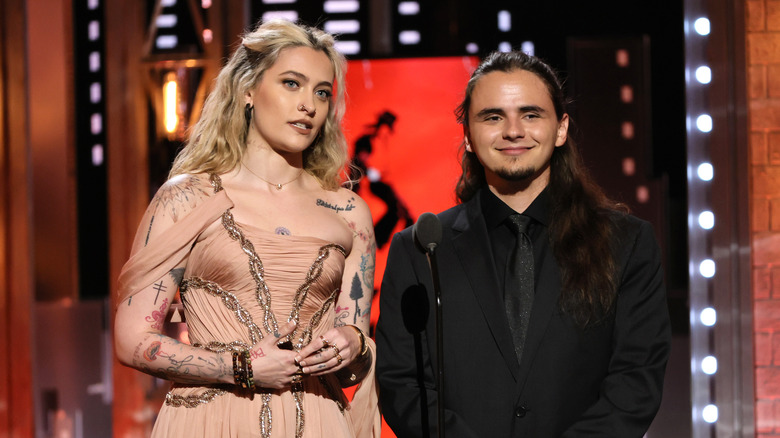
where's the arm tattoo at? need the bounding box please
[145,298,169,330]
[144,215,155,246]
[168,267,185,287]
[150,176,210,223]
[334,305,350,327]
[316,197,356,213]
[133,335,231,383]
[153,281,167,305]
[344,221,377,290]
[144,341,163,361]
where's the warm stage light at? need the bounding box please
[163,72,178,134]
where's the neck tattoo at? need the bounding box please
[243,162,305,190]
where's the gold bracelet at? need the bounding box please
[347,325,368,356]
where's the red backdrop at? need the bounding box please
[341,56,478,436]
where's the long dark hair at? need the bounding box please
[455,51,626,327]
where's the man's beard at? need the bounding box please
[494,165,536,182]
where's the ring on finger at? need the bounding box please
[320,335,330,347]
[335,352,343,365]
[329,344,340,355]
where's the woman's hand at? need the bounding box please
[249,321,301,389]
[295,325,361,376]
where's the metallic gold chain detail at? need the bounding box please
[294,384,305,436]
[212,173,348,438]
[165,388,228,408]
[260,392,272,438]
[192,340,251,353]
[180,277,263,345]
[288,244,346,349]
[222,210,280,338]
[298,290,338,348]
[210,173,224,193]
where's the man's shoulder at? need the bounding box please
[391,202,470,244]
[607,210,652,234]
[437,201,470,223]
[606,210,659,254]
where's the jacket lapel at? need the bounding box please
[450,193,521,380]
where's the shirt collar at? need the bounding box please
[480,185,551,229]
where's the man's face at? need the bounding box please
[466,69,568,189]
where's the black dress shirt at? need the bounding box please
[481,187,550,296]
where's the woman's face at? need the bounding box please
[245,46,334,155]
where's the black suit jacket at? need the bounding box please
[376,190,671,437]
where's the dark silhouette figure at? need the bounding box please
[351,111,414,248]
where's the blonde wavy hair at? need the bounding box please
[168,19,349,190]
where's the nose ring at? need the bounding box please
[298,104,309,112]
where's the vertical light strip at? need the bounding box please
[685,0,715,433]
[684,0,755,428]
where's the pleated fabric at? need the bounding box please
[117,176,380,438]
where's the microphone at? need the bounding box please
[413,212,445,438]
[413,212,442,255]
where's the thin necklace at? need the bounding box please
[243,162,305,190]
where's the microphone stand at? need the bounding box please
[424,243,444,438]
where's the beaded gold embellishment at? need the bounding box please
[162,341,251,409]
[206,174,348,438]
[192,340,251,353]
[180,277,263,345]
[165,389,228,408]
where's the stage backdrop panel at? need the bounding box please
[343,56,478,327]
[342,56,477,437]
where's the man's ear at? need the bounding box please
[555,114,569,147]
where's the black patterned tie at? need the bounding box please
[505,214,534,364]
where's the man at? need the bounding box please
[375,51,671,437]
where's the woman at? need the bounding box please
[114,20,379,437]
